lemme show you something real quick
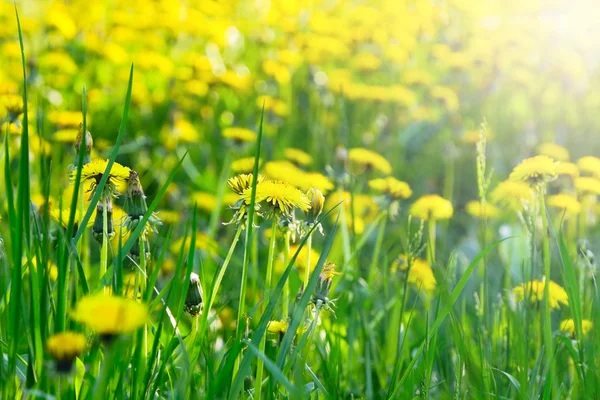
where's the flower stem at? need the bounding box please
[255,218,278,400]
[305,234,312,288]
[283,230,291,318]
[139,236,148,356]
[101,197,109,291]
[427,218,436,264]
[539,189,554,391]
[368,211,388,285]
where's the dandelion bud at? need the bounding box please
[92,198,114,243]
[313,262,340,305]
[184,272,204,316]
[46,331,87,373]
[74,122,93,165]
[306,188,324,222]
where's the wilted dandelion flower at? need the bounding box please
[348,148,392,175]
[509,155,558,187]
[244,180,311,218]
[465,200,500,219]
[547,193,582,215]
[313,262,341,306]
[73,159,131,197]
[537,143,570,162]
[513,280,568,309]
[577,156,600,177]
[490,181,533,210]
[560,319,593,337]
[574,176,600,196]
[391,255,436,292]
[222,127,256,143]
[368,177,412,200]
[71,294,149,341]
[231,157,260,174]
[2,94,23,123]
[306,187,325,223]
[410,194,453,220]
[46,331,87,373]
[283,148,313,167]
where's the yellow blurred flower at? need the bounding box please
[348,148,392,175]
[48,110,84,128]
[410,194,453,220]
[547,193,581,215]
[490,180,533,210]
[509,155,558,187]
[574,177,600,196]
[368,177,412,200]
[170,233,219,256]
[556,162,579,179]
[222,127,256,143]
[465,200,500,218]
[577,156,600,177]
[71,294,149,336]
[267,320,289,335]
[537,143,570,162]
[513,280,568,309]
[391,255,436,292]
[560,319,592,336]
[283,148,313,167]
[46,331,86,372]
[231,157,260,174]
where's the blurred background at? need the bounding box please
[2,0,600,217]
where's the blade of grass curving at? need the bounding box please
[389,237,510,397]
[74,64,134,244]
[228,211,340,400]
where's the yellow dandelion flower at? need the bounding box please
[191,192,217,212]
[53,128,79,143]
[461,129,494,144]
[72,159,131,196]
[244,180,311,216]
[513,280,568,309]
[465,200,500,218]
[222,127,256,143]
[156,210,179,224]
[48,110,84,128]
[284,148,313,166]
[391,255,436,292]
[277,244,321,275]
[547,193,582,215]
[410,195,453,221]
[170,233,219,256]
[267,320,289,334]
[509,155,558,187]
[231,157,260,174]
[263,161,334,193]
[490,180,533,210]
[2,94,23,118]
[537,143,570,162]
[368,177,412,200]
[227,174,265,195]
[348,148,392,175]
[49,207,95,231]
[556,162,579,178]
[46,331,87,372]
[71,294,149,337]
[560,319,593,336]
[577,156,600,177]
[574,177,600,196]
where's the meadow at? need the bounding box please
[1,0,600,399]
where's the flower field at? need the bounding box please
[1,0,600,398]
